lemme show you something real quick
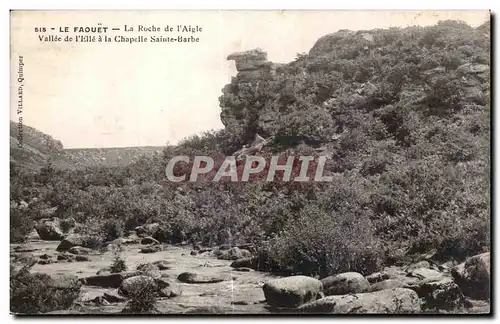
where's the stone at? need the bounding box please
[411,277,470,311]
[141,236,160,245]
[177,272,225,284]
[35,218,64,241]
[190,250,198,256]
[368,279,409,292]
[234,267,254,272]
[119,275,157,296]
[263,275,323,308]
[365,272,392,284]
[321,272,369,296]
[452,252,490,300]
[135,223,160,237]
[158,280,182,298]
[68,246,92,255]
[406,261,431,272]
[57,253,75,262]
[217,247,252,261]
[407,268,444,281]
[14,245,38,253]
[299,288,421,314]
[39,253,51,260]
[139,245,162,254]
[82,272,139,288]
[230,257,258,269]
[38,259,53,265]
[57,235,91,252]
[103,291,128,303]
[457,63,489,74]
[75,255,90,262]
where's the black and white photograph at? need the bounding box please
[9,10,491,315]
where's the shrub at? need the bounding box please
[259,204,384,278]
[10,265,81,314]
[124,277,158,314]
[101,219,124,242]
[10,208,34,243]
[110,244,127,273]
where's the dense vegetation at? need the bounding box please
[11,20,490,278]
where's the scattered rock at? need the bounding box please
[230,257,257,270]
[263,275,323,308]
[368,279,409,292]
[177,272,225,284]
[38,259,53,265]
[365,272,391,284]
[321,272,369,296]
[103,291,128,303]
[406,260,431,272]
[452,252,490,300]
[35,218,65,241]
[136,260,171,272]
[39,253,51,260]
[407,268,443,281]
[57,234,92,252]
[75,255,90,262]
[190,250,198,256]
[217,247,248,260]
[141,236,160,245]
[109,237,140,245]
[135,223,160,237]
[57,253,75,262]
[411,277,470,311]
[158,280,182,298]
[139,245,162,254]
[82,272,139,288]
[299,288,421,314]
[68,246,92,255]
[14,245,37,253]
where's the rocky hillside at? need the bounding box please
[10,120,164,170]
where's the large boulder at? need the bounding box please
[321,272,369,296]
[368,279,409,292]
[35,218,64,241]
[298,288,421,314]
[177,272,225,284]
[135,223,160,237]
[411,277,470,311]
[230,257,258,270]
[57,234,100,252]
[407,268,444,281]
[263,276,323,308]
[217,247,252,260]
[82,272,139,288]
[452,252,490,300]
[119,275,157,295]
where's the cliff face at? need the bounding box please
[218,20,490,149]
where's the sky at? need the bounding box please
[10,10,490,148]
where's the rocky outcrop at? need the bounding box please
[298,288,421,314]
[321,272,369,296]
[35,218,65,241]
[452,252,490,300]
[263,276,323,308]
[227,49,273,83]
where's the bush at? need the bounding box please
[110,245,127,273]
[101,219,124,242]
[124,277,158,314]
[10,208,34,243]
[259,204,384,278]
[10,265,81,314]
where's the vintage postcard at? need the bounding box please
[10,10,491,315]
